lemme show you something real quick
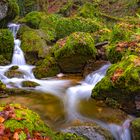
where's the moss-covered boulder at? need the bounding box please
[0,0,19,27]
[0,80,6,92]
[19,25,48,64]
[0,29,14,62]
[55,16,102,39]
[131,118,140,140]
[77,2,100,19]
[54,32,97,73]
[92,55,140,115]
[22,80,40,87]
[0,55,10,65]
[5,70,24,78]
[0,104,84,140]
[106,40,140,63]
[33,56,60,79]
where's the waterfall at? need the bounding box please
[66,63,132,140]
[8,23,26,65]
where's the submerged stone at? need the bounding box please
[22,81,40,88]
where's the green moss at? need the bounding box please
[109,24,132,43]
[0,81,6,91]
[1,104,84,139]
[33,56,60,79]
[92,55,140,112]
[5,70,24,78]
[54,32,97,59]
[53,32,97,73]
[25,11,44,29]
[55,17,102,39]
[0,55,10,65]
[58,0,73,17]
[19,26,47,64]
[0,29,14,61]
[77,2,100,20]
[22,81,40,87]
[131,118,140,140]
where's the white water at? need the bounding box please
[0,24,132,140]
[66,63,132,140]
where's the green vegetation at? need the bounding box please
[54,32,97,73]
[22,81,40,87]
[131,118,140,140]
[33,56,60,79]
[0,0,19,27]
[92,55,140,114]
[0,29,14,61]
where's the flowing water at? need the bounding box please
[0,24,132,140]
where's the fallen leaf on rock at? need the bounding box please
[0,116,5,123]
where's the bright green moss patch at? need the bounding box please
[55,17,102,39]
[33,56,60,79]
[92,55,140,114]
[0,104,85,139]
[53,32,97,73]
[0,29,14,61]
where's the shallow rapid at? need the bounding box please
[0,23,132,140]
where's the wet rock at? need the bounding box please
[22,81,40,88]
[0,1,8,20]
[62,124,113,140]
[92,55,140,116]
[83,60,108,77]
[5,70,24,79]
[54,32,97,73]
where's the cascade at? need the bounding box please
[8,23,26,65]
[0,23,132,140]
[66,63,132,140]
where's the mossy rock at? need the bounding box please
[77,2,100,19]
[131,118,140,140]
[24,11,45,29]
[55,16,102,39]
[0,104,85,140]
[106,39,140,63]
[22,81,40,87]
[92,55,140,115]
[19,25,48,64]
[9,65,19,70]
[5,70,24,78]
[0,0,19,27]
[33,56,60,79]
[0,55,10,65]
[54,32,97,73]
[0,80,6,91]
[0,29,14,61]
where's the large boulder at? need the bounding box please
[0,29,14,62]
[33,56,60,79]
[92,55,140,116]
[106,39,140,63]
[54,32,97,73]
[19,25,48,65]
[0,0,19,27]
